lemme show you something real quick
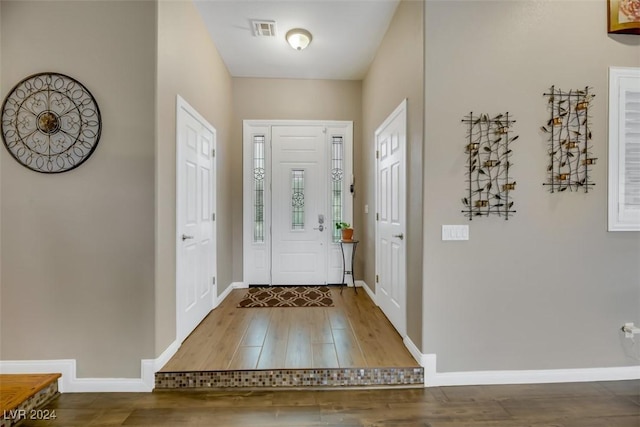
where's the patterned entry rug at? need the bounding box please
[237,286,334,308]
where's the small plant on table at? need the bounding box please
[336,222,353,241]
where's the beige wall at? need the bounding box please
[361,0,424,348]
[231,78,362,281]
[0,1,156,377]
[3,0,632,382]
[156,0,233,355]
[423,1,640,371]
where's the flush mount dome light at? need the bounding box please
[286,28,312,50]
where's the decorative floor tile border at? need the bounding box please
[155,367,424,389]
[1,381,59,427]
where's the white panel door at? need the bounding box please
[176,96,216,343]
[376,100,407,337]
[272,126,327,285]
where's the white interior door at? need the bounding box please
[271,126,327,285]
[176,96,216,343]
[376,100,407,336]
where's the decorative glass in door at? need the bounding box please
[331,136,344,242]
[253,135,265,242]
[291,169,305,230]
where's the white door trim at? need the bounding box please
[243,120,353,285]
[375,99,407,337]
[175,95,217,343]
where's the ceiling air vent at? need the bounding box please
[252,20,277,37]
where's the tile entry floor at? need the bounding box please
[160,286,419,372]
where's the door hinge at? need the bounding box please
[376,150,379,159]
[376,275,379,283]
[376,213,379,221]
[212,277,216,285]
[212,149,216,157]
[212,213,216,221]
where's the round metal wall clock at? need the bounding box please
[1,72,102,173]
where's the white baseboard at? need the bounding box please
[403,336,427,366]
[356,280,376,304]
[402,349,640,387]
[231,281,248,289]
[0,359,153,393]
[1,338,182,393]
[433,365,640,387]
[232,282,249,292]
[140,339,181,390]
[214,282,246,308]
[0,340,184,393]
[0,337,182,393]
[0,360,76,393]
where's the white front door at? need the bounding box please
[176,96,216,343]
[243,121,353,286]
[271,126,327,285]
[375,100,407,336]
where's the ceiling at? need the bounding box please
[193,0,401,80]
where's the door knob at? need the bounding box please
[314,225,325,232]
[393,233,404,240]
[182,234,194,241]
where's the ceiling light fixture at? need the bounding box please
[286,28,312,51]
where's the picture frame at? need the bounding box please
[608,0,640,34]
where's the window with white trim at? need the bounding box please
[609,67,640,231]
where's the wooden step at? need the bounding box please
[0,374,61,426]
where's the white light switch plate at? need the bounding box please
[442,225,469,241]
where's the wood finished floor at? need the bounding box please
[0,374,60,411]
[18,380,640,426]
[161,286,418,372]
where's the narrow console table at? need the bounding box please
[339,239,359,294]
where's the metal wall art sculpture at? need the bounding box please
[462,112,518,220]
[541,86,596,193]
[1,72,102,173]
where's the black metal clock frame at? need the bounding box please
[1,72,102,173]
